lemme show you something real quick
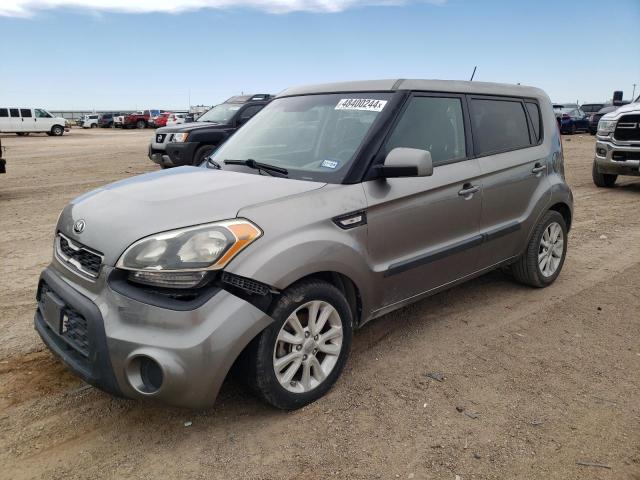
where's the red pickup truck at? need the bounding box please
[123,109,161,129]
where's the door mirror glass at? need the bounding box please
[378,148,433,178]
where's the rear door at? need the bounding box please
[20,108,37,132]
[471,96,550,268]
[9,108,22,132]
[364,93,483,310]
[0,108,10,132]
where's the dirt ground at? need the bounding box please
[0,129,638,480]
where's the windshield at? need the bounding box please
[209,93,393,183]
[197,103,243,124]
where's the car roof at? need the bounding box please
[277,79,547,99]
[225,94,273,104]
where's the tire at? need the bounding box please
[90,123,97,129]
[569,124,576,135]
[592,161,617,188]
[50,125,64,136]
[245,280,353,410]
[193,145,216,165]
[16,132,26,136]
[136,120,146,129]
[511,210,567,288]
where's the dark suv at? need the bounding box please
[98,113,121,128]
[148,94,273,168]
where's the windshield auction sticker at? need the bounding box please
[335,98,387,112]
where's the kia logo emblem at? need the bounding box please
[73,219,86,234]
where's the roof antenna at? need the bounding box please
[470,66,477,81]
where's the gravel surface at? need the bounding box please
[0,129,639,479]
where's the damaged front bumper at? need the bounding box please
[35,263,274,409]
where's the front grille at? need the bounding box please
[56,233,103,278]
[39,281,90,357]
[614,114,640,142]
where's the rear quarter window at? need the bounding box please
[525,102,542,143]
[470,98,531,155]
[0,108,8,117]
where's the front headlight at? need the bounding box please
[597,119,617,135]
[116,219,262,288]
[172,132,189,142]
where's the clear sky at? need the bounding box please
[0,0,639,110]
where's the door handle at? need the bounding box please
[531,163,547,174]
[458,183,479,197]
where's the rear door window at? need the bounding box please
[20,109,32,118]
[384,96,467,166]
[470,98,531,155]
[10,108,20,117]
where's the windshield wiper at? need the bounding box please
[224,159,288,177]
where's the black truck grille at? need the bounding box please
[57,234,103,277]
[39,282,90,357]
[614,114,640,142]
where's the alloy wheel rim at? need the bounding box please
[273,300,343,394]
[538,222,564,277]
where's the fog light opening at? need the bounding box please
[127,356,164,395]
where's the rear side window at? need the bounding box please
[10,108,20,117]
[525,102,542,143]
[385,96,467,166]
[470,98,531,155]
[20,109,32,118]
[0,108,7,117]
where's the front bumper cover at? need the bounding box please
[594,139,640,176]
[35,266,274,409]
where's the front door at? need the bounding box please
[364,94,482,311]
[34,108,54,132]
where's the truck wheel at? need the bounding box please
[16,132,27,136]
[592,162,616,187]
[569,124,576,135]
[136,120,146,129]
[90,123,97,128]
[245,280,353,410]
[50,125,64,136]
[194,145,216,165]
[511,210,567,288]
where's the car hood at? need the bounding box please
[57,167,325,266]
[601,103,640,120]
[156,122,225,134]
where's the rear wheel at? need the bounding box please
[570,123,576,135]
[511,210,567,288]
[592,161,617,187]
[50,125,64,136]
[16,132,28,136]
[136,120,146,129]
[193,145,216,165]
[245,280,353,410]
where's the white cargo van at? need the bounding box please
[0,108,67,136]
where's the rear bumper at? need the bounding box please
[594,139,640,176]
[35,265,273,409]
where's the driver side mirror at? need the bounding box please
[377,148,433,178]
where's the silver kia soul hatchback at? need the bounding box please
[36,80,573,409]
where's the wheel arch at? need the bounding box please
[549,202,572,231]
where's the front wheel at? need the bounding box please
[50,125,64,136]
[592,162,617,187]
[193,145,216,165]
[90,123,97,129]
[136,120,146,129]
[511,210,567,288]
[245,280,353,410]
